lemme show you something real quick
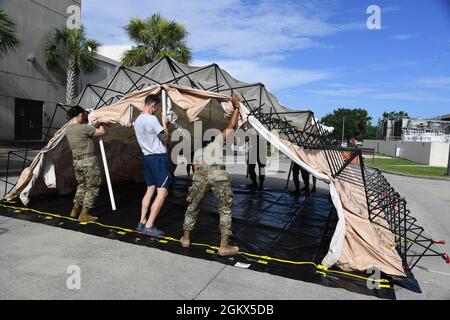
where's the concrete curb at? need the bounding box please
[370,167,450,181]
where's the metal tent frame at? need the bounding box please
[1,56,448,272]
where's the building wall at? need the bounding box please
[0,0,81,142]
[399,142,433,165]
[78,54,119,99]
[430,142,450,167]
[363,139,449,166]
[0,1,120,142]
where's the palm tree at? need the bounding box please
[122,13,192,67]
[45,26,100,104]
[0,10,21,57]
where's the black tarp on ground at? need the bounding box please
[0,178,396,299]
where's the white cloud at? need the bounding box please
[305,86,374,97]
[413,77,450,88]
[98,45,131,62]
[193,58,333,91]
[370,91,450,102]
[83,0,361,59]
[365,60,418,71]
[391,34,415,40]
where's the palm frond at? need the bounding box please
[44,40,60,66]
[125,18,148,43]
[121,45,151,67]
[78,39,99,72]
[122,13,192,66]
[0,10,21,57]
[174,41,192,64]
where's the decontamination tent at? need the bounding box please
[4,57,406,278]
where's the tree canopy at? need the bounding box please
[321,108,373,141]
[0,10,21,57]
[122,13,192,67]
[45,26,100,103]
[382,111,409,119]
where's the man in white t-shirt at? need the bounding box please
[134,94,171,237]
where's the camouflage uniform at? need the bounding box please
[73,154,102,209]
[184,167,233,236]
[183,134,234,236]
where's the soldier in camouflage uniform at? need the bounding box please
[180,95,241,256]
[72,154,103,210]
[65,106,105,222]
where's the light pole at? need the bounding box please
[341,116,346,147]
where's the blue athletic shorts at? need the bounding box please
[143,153,172,188]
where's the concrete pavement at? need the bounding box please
[0,161,449,300]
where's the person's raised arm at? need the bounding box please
[222,94,240,141]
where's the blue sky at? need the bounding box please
[81,0,450,122]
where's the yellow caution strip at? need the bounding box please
[0,203,393,286]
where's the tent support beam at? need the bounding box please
[285,161,293,190]
[4,59,447,273]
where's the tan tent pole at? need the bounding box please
[99,138,117,211]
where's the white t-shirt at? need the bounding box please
[134,114,167,155]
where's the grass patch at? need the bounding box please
[366,156,448,177]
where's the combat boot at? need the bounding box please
[70,203,82,218]
[218,235,239,256]
[78,207,98,222]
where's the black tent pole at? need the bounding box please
[285,161,293,191]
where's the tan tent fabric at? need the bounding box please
[4,81,405,278]
[334,180,404,276]
[281,140,332,177]
[88,84,235,126]
[6,122,73,203]
[279,139,405,276]
[4,84,243,203]
[67,58,311,131]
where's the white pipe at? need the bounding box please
[99,138,116,211]
[167,96,172,113]
[162,89,167,116]
[167,95,173,123]
[88,114,116,212]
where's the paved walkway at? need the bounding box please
[1,161,449,300]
